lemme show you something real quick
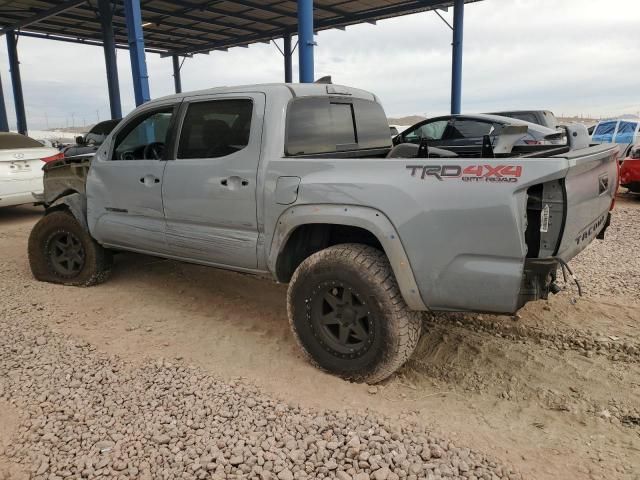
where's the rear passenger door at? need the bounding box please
[162,93,265,269]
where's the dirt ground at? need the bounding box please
[1,197,639,479]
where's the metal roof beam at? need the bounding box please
[0,12,198,51]
[227,0,348,20]
[162,0,290,30]
[0,0,86,36]
[17,30,168,54]
[164,0,457,56]
[219,0,296,21]
[113,3,265,40]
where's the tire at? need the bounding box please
[28,210,112,286]
[287,243,422,384]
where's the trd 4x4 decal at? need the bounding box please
[407,164,523,183]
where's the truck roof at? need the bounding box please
[148,83,379,105]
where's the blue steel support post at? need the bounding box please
[172,55,182,94]
[297,0,315,83]
[283,33,293,83]
[0,75,8,132]
[6,31,27,135]
[450,0,464,114]
[123,0,151,106]
[98,0,122,119]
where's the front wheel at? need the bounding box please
[287,244,422,384]
[28,210,112,286]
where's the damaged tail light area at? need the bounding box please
[525,179,566,258]
[518,180,566,308]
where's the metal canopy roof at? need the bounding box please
[0,0,479,56]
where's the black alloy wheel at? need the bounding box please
[309,282,374,358]
[47,231,86,277]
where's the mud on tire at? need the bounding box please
[28,210,112,286]
[287,243,422,384]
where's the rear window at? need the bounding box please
[507,113,538,124]
[285,97,391,156]
[0,132,43,149]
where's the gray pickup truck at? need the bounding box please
[29,83,618,383]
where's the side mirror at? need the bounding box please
[392,135,402,146]
[75,136,85,145]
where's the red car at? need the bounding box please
[620,145,640,193]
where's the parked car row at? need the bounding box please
[591,118,639,159]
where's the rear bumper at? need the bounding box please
[0,191,41,207]
[0,177,44,207]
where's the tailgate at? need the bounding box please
[554,144,618,261]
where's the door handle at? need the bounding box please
[139,175,160,186]
[220,176,250,189]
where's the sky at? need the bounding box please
[0,0,639,131]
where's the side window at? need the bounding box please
[592,121,617,142]
[614,121,638,144]
[404,120,448,144]
[113,108,174,160]
[447,120,493,139]
[177,99,253,159]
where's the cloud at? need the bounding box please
[0,0,638,131]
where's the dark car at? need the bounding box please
[488,110,558,130]
[393,114,565,156]
[63,119,121,157]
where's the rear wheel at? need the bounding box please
[28,210,112,286]
[287,243,422,383]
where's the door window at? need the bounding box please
[177,99,253,159]
[447,119,494,139]
[592,121,617,143]
[113,108,174,160]
[614,121,638,144]
[403,120,448,143]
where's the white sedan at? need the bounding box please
[0,132,62,208]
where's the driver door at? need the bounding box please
[87,102,179,254]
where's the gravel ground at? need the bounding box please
[0,313,521,480]
[568,203,640,300]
